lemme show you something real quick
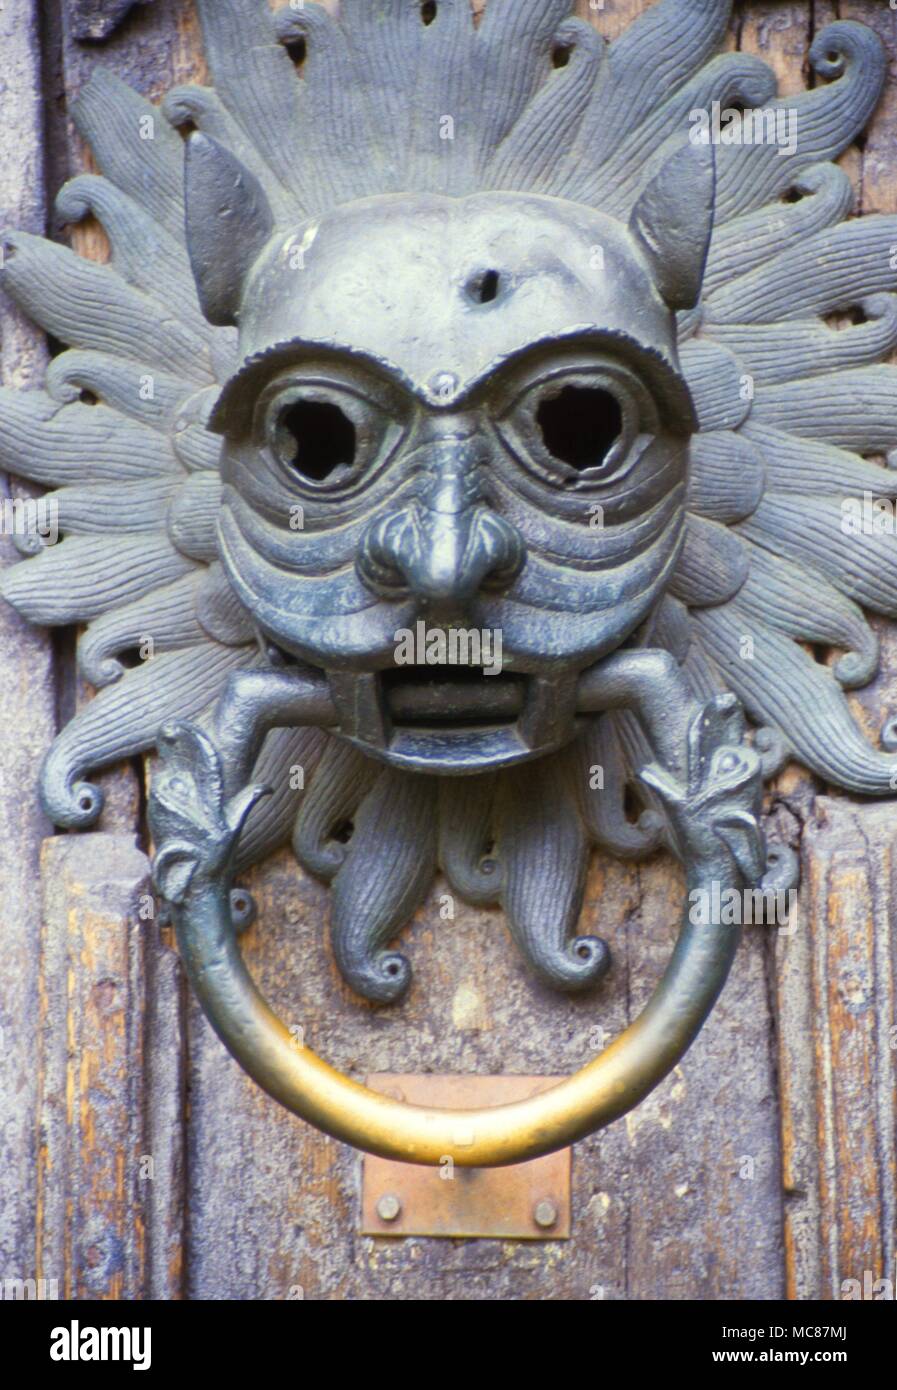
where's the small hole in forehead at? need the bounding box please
[467,269,501,305]
[421,1,437,25]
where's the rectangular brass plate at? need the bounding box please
[360,1075,571,1240]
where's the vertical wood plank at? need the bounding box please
[0,0,57,1292]
[777,803,897,1299]
[36,833,185,1299]
[143,915,188,1300]
[840,3,897,217]
[37,835,152,1298]
[40,1,195,1298]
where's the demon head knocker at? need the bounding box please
[2,0,894,1164]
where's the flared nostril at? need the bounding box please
[356,509,418,598]
[476,511,526,593]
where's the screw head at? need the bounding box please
[533,1198,558,1230]
[376,1193,402,1223]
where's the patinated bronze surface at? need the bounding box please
[1,0,894,1161]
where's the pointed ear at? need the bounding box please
[184,132,274,327]
[629,141,716,312]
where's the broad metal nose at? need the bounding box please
[356,434,525,608]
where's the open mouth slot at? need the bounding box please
[381,666,527,728]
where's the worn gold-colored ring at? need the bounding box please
[153,661,771,1165]
[175,872,737,1166]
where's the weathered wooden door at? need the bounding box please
[1,0,895,1303]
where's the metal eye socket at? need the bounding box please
[499,370,644,489]
[270,398,358,485]
[536,384,624,472]
[258,376,402,496]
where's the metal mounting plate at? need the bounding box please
[360,1075,571,1240]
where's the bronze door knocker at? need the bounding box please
[2,0,895,1166]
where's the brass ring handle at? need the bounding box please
[149,652,775,1167]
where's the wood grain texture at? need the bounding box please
[37,834,150,1299]
[65,0,156,43]
[0,0,57,1296]
[36,833,186,1299]
[776,801,897,1300]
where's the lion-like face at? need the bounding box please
[211,191,696,773]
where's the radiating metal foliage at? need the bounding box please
[1,0,892,1025]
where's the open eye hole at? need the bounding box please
[260,375,398,494]
[272,399,357,483]
[496,363,654,490]
[537,386,623,471]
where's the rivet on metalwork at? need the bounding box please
[533,1199,558,1230]
[376,1194,402,1224]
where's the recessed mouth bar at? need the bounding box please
[324,663,580,774]
[381,666,526,726]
